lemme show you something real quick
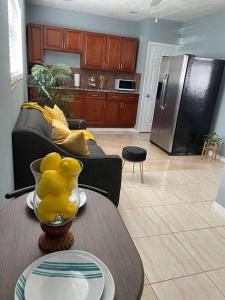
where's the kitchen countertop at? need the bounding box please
[52,86,140,94]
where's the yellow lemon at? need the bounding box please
[66,177,76,194]
[59,158,81,175]
[38,170,67,196]
[42,193,69,212]
[40,152,61,173]
[37,202,56,223]
[61,202,78,220]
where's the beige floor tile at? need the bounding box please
[141,285,158,300]
[174,228,225,271]
[144,275,150,285]
[207,268,225,296]
[178,182,219,202]
[138,186,189,206]
[118,187,149,210]
[152,273,225,300]
[215,226,225,239]
[187,202,225,226]
[133,234,201,283]
[153,204,209,232]
[120,207,170,238]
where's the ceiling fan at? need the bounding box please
[150,0,163,6]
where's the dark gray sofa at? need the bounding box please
[12,108,122,206]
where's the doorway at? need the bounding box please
[138,42,178,132]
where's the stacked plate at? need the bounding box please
[15,250,115,300]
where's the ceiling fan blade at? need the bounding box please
[151,0,162,6]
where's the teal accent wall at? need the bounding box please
[180,10,225,157]
[0,0,27,207]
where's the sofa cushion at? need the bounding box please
[14,108,52,139]
[88,144,105,156]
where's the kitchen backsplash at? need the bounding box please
[66,67,141,92]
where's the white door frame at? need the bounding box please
[137,41,179,132]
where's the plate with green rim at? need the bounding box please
[15,250,115,300]
[24,251,104,300]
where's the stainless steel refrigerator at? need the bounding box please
[150,55,225,155]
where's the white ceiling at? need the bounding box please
[27,0,225,22]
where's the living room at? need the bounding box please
[1,0,225,299]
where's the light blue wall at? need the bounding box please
[0,0,27,207]
[26,4,182,72]
[180,10,225,157]
[137,18,182,73]
[26,4,140,69]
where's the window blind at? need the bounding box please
[8,0,23,85]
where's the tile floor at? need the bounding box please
[94,131,225,300]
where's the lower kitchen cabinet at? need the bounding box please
[104,101,121,125]
[120,101,138,127]
[69,99,84,119]
[83,99,106,126]
[27,87,139,127]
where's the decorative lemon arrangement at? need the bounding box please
[30,153,83,252]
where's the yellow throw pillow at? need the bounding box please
[44,105,68,127]
[53,105,69,127]
[60,132,89,156]
[52,119,70,144]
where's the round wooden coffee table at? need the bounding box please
[0,189,144,299]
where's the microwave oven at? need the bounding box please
[115,79,136,91]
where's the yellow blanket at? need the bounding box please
[22,102,52,125]
[71,129,95,141]
[22,102,95,141]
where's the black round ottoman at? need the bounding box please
[122,146,147,183]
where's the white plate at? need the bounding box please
[15,250,115,300]
[26,188,87,210]
[24,252,104,300]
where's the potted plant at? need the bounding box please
[27,63,74,117]
[202,132,224,161]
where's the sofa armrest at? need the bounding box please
[67,119,87,130]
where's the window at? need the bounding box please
[8,0,23,85]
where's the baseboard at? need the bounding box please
[88,128,139,132]
[213,201,225,217]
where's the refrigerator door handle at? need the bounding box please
[160,74,169,110]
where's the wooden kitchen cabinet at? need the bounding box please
[105,35,121,71]
[105,93,139,127]
[105,101,121,125]
[44,26,64,51]
[120,38,138,73]
[82,32,107,69]
[64,29,83,53]
[69,99,84,119]
[120,101,138,126]
[27,24,44,63]
[83,99,105,125]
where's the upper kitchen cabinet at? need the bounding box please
[44,26,64,51]
[27,24,44,63]
[64,29,83,53]
[105,35,121,71]
[82,32,107,69]
[120,38,138,73]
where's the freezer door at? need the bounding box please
[150,56,171,144]
[156,55,189,153]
